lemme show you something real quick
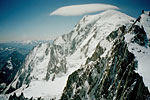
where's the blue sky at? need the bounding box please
[0,0,150,42]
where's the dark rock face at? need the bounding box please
[8,93,45,100]
[9,93,27,100]
[60,27,150,100]
[86,43,104,64]
[131,25,148,47]
[4,11,150,100]
[0,51,24,93]
[106,25,126,42]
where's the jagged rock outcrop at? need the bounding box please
[60,11,150,100]
[0,51,25,94]
[3,10,150,100]
[61,36,150,100]
[130,25,148,46]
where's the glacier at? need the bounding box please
[2,10,150,100]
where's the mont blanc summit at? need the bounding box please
[0,9,150,100]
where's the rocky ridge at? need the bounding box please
[2,10,150,100]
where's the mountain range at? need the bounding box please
[0,10,150,100]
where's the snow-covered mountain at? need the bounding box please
[61,11,150,100]
[0,51,25,94]
[2,10,150,100]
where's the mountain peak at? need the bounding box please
[139,11,150,38]
[3,10,150,100]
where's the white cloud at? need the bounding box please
[50,4,119,16]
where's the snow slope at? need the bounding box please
[60,11,150,100]
[4,10,150,99]
[125,11,150,90]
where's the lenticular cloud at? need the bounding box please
[50,4,119,16]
